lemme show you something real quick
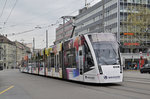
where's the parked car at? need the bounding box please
[140,64,150,73]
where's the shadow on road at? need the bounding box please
[22,72,122,87]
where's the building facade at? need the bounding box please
[0,46,4,69]
[74,0,150,69]
[75,0,119,36]
[0,35,16,69]
[15,41,31,68]
[119,0,150,69]
[55,19,74,44]
[0,35,31,69]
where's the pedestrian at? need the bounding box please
[134,64,137,70]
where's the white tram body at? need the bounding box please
[21,33,123,83]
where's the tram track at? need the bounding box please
[107,85,150,96]
[104,77,150,96]
[124,76,150,85]
[77,83,150,99]
[124,79,150,85]
[21,71,150,98]
[27,72,150,97]
[73,79,150,99]
[122,82,150,92]
[23,71,150,97]
[124,76,150,81]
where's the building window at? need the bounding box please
[142,0,147,4]
[127,0,132,3]
[0,51,1,60]
[120,0,124,2]
[120,5,124,11]
[148,0,150,4]
[93,17,95,22]
[124,0,127,3]
[135,0,141,3]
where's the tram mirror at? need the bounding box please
[79,50,82,56]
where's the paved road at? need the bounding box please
[0,70,150,99]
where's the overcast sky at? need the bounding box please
[0,0,101,49]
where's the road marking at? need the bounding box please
[0,86,14,95]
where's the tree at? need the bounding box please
[124,5,150,46]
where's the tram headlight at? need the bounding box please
[98,65,103,74]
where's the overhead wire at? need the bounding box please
[7,23,56,37]
[7,0,98,48]
[0,0,8,20]
[4,0,80,29]
[8,5,64,28]
[13,0,101,49]
[2,0,81,32]
[6,0,98,37]
[1,0,18,34]
[4,0,18,25]
[6,0,81,37]
[7,17,63,37]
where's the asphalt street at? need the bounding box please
[0,70,150,99]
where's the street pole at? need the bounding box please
[62,17,65,41]
[46,30,48,48]
[85,0,87,7]
[33,37,35,52]
[16,45,17,69]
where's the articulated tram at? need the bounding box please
[21,33,123,83]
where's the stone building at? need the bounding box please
[15,41,31,68]
[0,35,31,69]
[0,46,4,69]
[0,35,16,69]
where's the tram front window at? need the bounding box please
[93,42,119,65]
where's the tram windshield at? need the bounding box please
[88,34,120,65]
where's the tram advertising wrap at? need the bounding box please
[21,33,123,84]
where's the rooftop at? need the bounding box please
[0,35,15,45]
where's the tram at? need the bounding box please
[21,33,123,83]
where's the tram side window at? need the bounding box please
[64,48,76,68]
[47,56,51,69]
[55,54,59,72]
[59,52,62,68]
[54,55,56,68]
[36,61,39,68]
[57,55,59,68]
[70,48,76,68]
[84,43,94,68]
[51,53,54,67]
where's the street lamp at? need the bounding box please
[35,26,42,29]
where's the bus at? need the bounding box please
[21,33,123,83]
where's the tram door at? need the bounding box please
[78,46,84,81]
